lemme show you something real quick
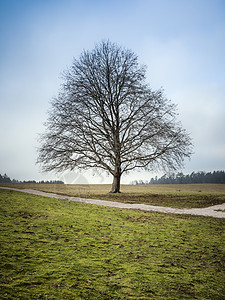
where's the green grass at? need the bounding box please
[0,189,224,299]
[1,183,225,208]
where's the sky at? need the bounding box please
[0,0,225,184]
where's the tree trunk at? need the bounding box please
[111,172,121,193]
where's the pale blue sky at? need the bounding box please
[0,0,225,183]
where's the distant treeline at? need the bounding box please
[134,171,225,185]
[0,173,64,184]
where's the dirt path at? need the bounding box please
[1,187,225,218]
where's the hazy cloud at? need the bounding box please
[0,0,224,183]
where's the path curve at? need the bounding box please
[1,187,225,218]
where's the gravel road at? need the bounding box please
[1,187,225,218]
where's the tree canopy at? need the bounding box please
[0,173,64,184]
[147,171,225,184]
[37,41,193,192]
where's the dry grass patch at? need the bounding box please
[1,183,225,209]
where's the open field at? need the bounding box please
[0,188,225,299]
[1,183,225,208]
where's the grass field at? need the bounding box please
[0,188,224,299]
[1,183,225,208]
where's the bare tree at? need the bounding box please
[37,41,193,193]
